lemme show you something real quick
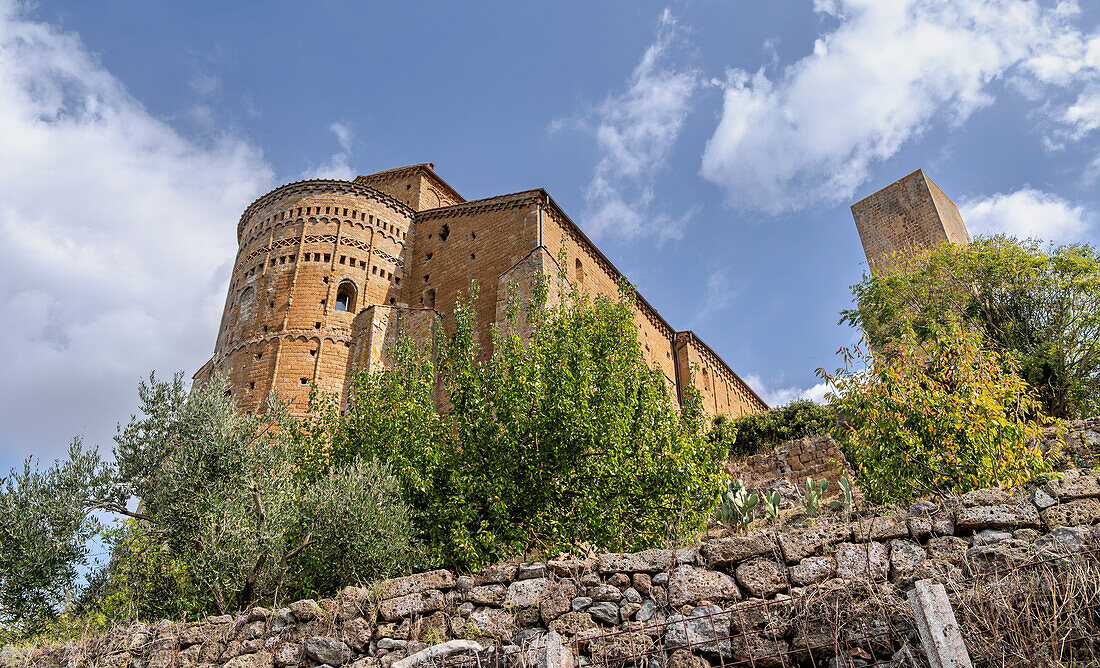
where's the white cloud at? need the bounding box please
[700,0,1096,214]
[742,374,830,408]
[961,188,1090,243]
[692,268,739,325]
[299,122,356,180]
[579,9,700,241]
[0,2,274,463]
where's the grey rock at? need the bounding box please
[972,529,1014,546]
[651,572,669,587]
[597,549,679,573]
[517,563,548,580]
[455,576,473,593]
[589,584,621,602]
[889,539,928,585]
[1035,526,1092,554]
[379,590,445,622]
[663,605,731,656]
[377,638,409,651]
[621,587,642,604]
[734,558,787,598]
[458,603,474,618]
[586,602,620,625]
[668,565,741,607]
[700,534,777,567]
[288,599,323,622]
[955,504,1040,531]
[908,500,937,516]
[789,556,835,586]
[305,637,351,666]
[1040,498,1100,531]
[635,599,657,622]
[505,578,550,608]
[466,584,506,606]
[480,563,518,584]
[1032,487,1057,510]
[378,570,456,601]
[1044,470,1100,501]
[835,542,888,581]
[570,596,593,612]
[778,524,852,563]
[853,515,909,542]
[468,608,517,640]
[960,488,1016,507]
[271,609,293,632]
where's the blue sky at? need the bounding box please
[2,0,1099,472]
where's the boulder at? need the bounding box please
[504,578,550,608]
[378,570,455,600]
[955,504,1040,531]
[1040,498,1100,531]
[888,540,928,585]
[548,612,597,636]
[304,637,351,666]
[663,605,731,656]
[288,599,323,622]
[1044,470,1100,501]
[777,524,852,563]
[668,565,741,607]
[379,591,445,622]
[789,556,835,586]
[835,542,888,582]
[852,515,909,542]
[700,534,777,567]
[960,488,1016,507]
[586,602,619,625]
[734,558,787,598]
[597,549,678,573]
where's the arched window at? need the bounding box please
[335,281,357,312]
[575,258,585,290]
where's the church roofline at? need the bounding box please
[236,178,415,239]
[675,330,770,411]
[356,163,467,205]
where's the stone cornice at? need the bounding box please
[238,179,415,240]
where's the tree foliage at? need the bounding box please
[0,373,420,633]
[821,321,1052,505]
[842,236,1100,418]
[305,278,723,571]
[711,400,835,457]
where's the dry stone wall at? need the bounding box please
[17,468,1100,668]
[724,435,852,496]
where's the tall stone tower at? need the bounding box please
[851,169,970,274]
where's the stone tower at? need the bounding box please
[196,164,768,418]
[851,169,970,274]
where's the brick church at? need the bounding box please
[196,164,769,418]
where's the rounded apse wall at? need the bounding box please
[211,179,414,414]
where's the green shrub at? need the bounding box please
[843,236,1100,419]
[821,321,1053,505]
[0,372,422,632]
[306,278,724,571]
[712,400,835,457]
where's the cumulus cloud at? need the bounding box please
[742,374,830,407]
[299,121,356,180]
[692,268,739,325]
[961,188,1091,243]
[0,2,274,464]
[579,9,700,241]
[700,0,1098,214]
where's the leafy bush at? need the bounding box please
[821,321,1052,504]
[306,278,724,571]
[843,236,1100,419]
[0,372,422,632]
[712,400,835,457]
